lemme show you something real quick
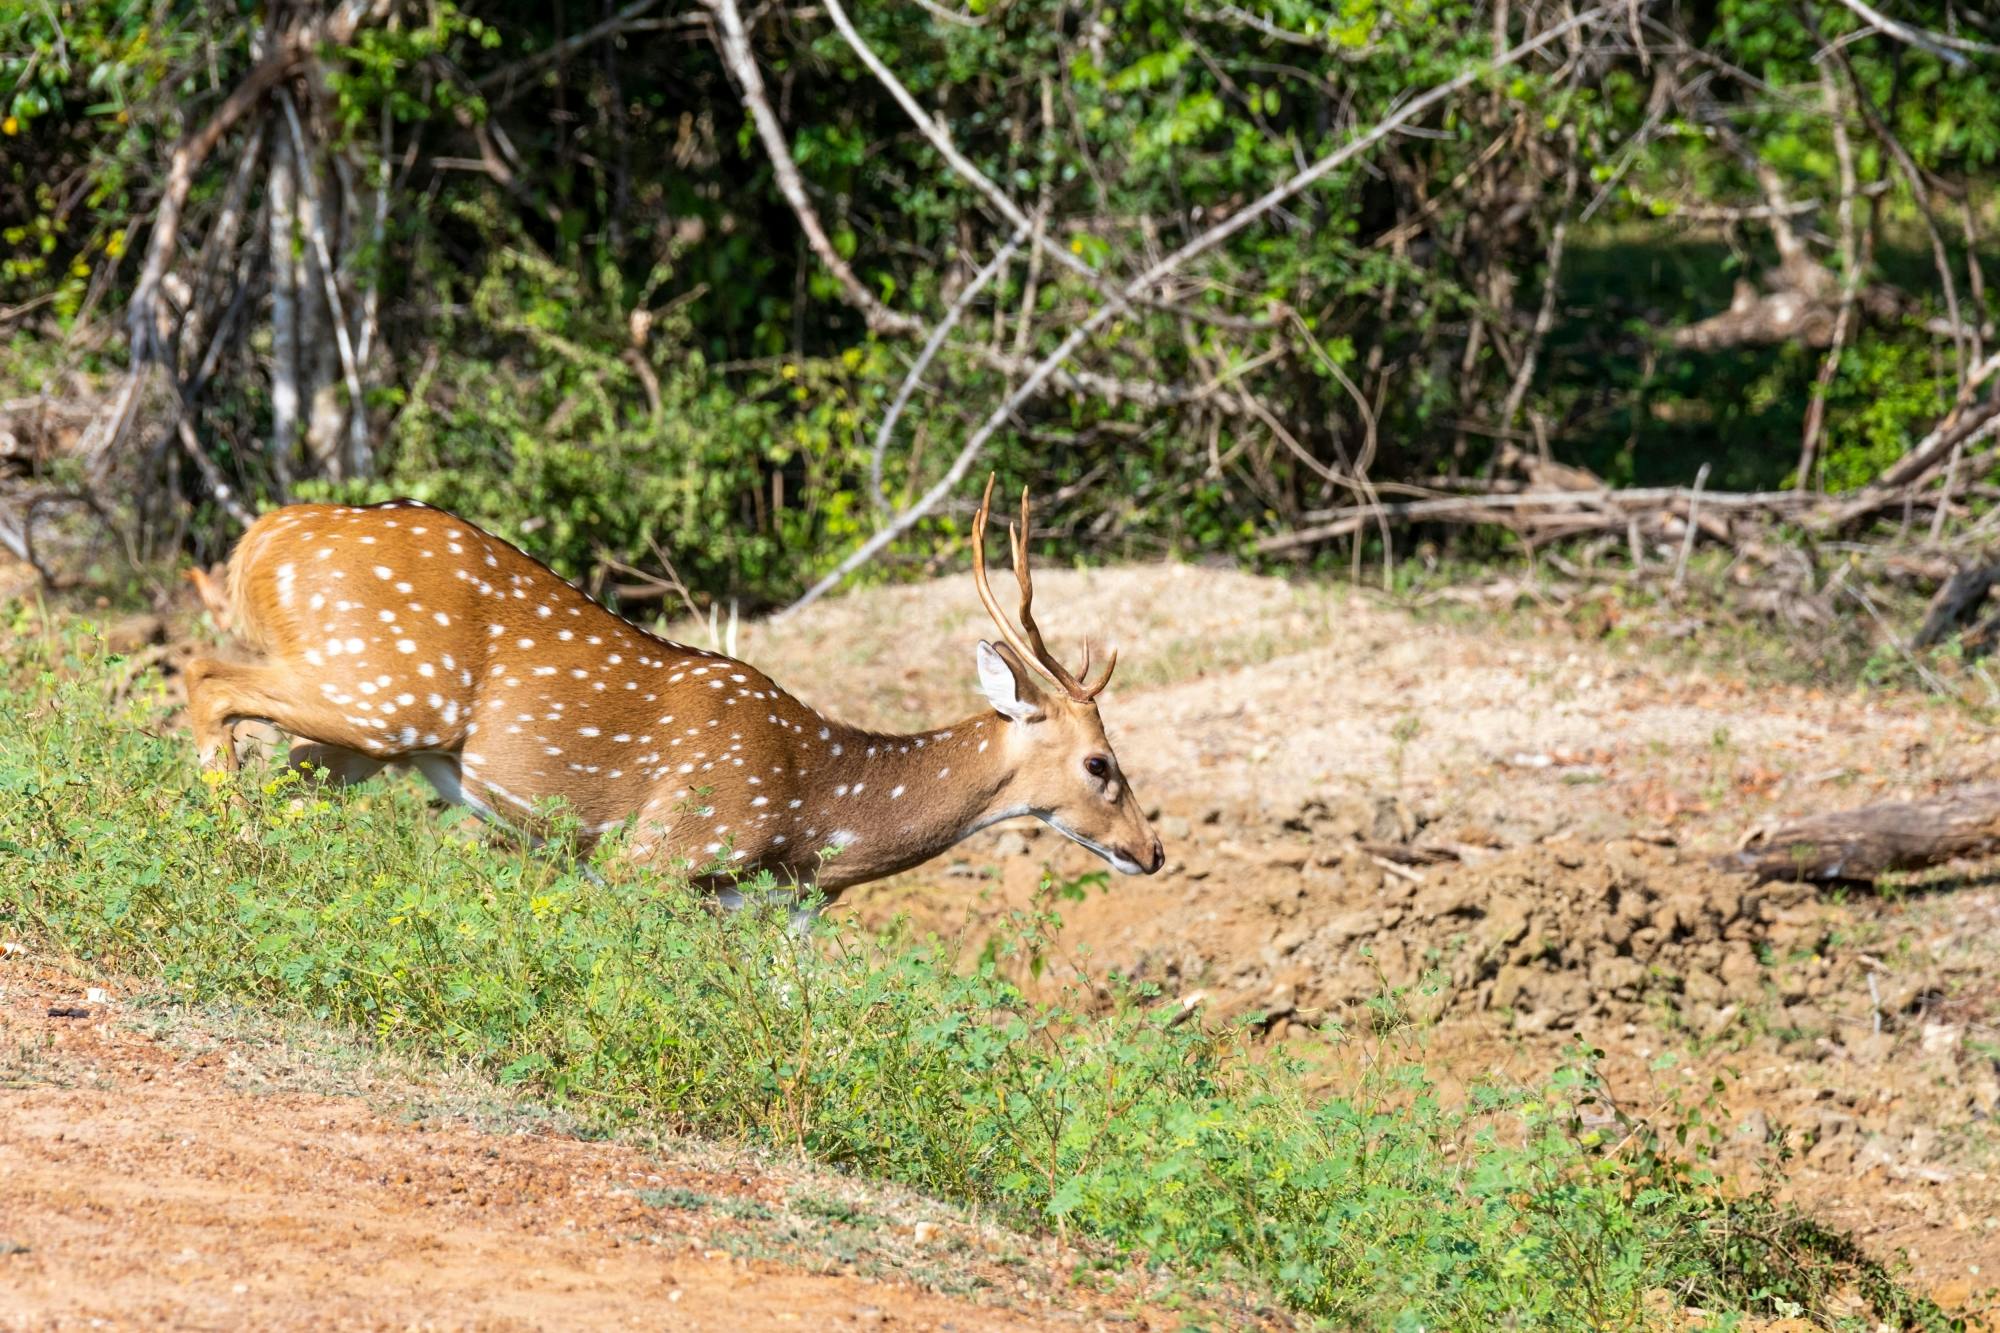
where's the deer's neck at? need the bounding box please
[791,709,1018,887]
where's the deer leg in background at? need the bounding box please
[286,741,389,787]
[185,656,398,773]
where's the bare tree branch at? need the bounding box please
[1823,0,1999,66]
[1798,70,1862,491]
[709,0,1261,416]
[97,0,392,483]
[125,0,389,372]
[776,6,1611,620]
[280,90,372,479]
[820,0,1278,334]
[1825,37,1970,388]
[175,418,257,529]
[706,0,922,338]
[905,0,988,27]
[1497,134,1579,431]
[870,225,1027,511]
[1257,395,2000,553]
[476,0,665,91]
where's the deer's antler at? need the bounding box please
[971,473,1116,702]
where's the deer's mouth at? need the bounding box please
[1044,818,1153,875]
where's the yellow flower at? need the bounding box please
[1,117,17,137]
[200,769,230,788]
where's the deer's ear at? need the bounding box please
[976,641,1045,723]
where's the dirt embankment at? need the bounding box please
[784,570,2000,1303]
[0,960,1280,1332]
[20,559,2000,1315]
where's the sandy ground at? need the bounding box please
[741,567,2000,1308]
[0,961,1279,1332]
[8,557,2000,1323]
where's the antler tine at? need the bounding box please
[1080,644,1118,699]
[1070,639,1117,700]
[971,474,1051,682]
[1008,485,1092,697]
[970,474,1109,703]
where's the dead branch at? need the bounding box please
[1671,462,1710,590]
[125,0,389,375]
[709,0,1256,417]
[1850,392,2000,493]
[1356,840,1460,867]
[1797,71,1862,491]
[1912,554,2000,647]
[1495,136,1578,431]
[96,0,393,486]
[279,91,371,478]
[1193,2,1371,52]
[1260,482,1805,552]
[870,225,1027,511]
[1825,36,1970,389]
[1719,784,2000,882]
[705,0,920,339]
[906,0,988,27]
[819,0,1280,336]
[173,418,257,529]
[475,0,666,91]
[1666,104,1908,354]
[775,6,1611,621]
[1823,0,1998,67]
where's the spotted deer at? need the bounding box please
[183,476,1164,898]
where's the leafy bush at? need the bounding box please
[0,623,1954,1328]
[12,0,1995,594]
[299,228,822,598]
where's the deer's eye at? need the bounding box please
[1084,755,1111,780]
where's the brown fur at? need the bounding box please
[184,499,1161,895]
[184,565,232,633]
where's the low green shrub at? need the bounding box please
[0,624,1953,1329]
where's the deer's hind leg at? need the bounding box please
[184,655,384,773]
[287,741,389,787]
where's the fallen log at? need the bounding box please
[1258,485,1814,553]
[1911,554,2000,647]
[1717,783,2000,882]
[1258,387,2000,558]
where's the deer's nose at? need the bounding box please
[1145,836,1165,873]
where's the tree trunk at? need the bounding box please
[298,135,345,481]
[267,127,302,486]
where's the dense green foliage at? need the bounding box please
[0,623,1959,1328]
[3,1,1995,599]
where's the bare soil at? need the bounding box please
[740,570,2000,1312]
[14,558,2000,1322]
[0,961,1279,1331]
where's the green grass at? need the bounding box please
[0,619,1960,1330]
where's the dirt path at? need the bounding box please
[0,962,1265,1332]
[26,558,2000,1320]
